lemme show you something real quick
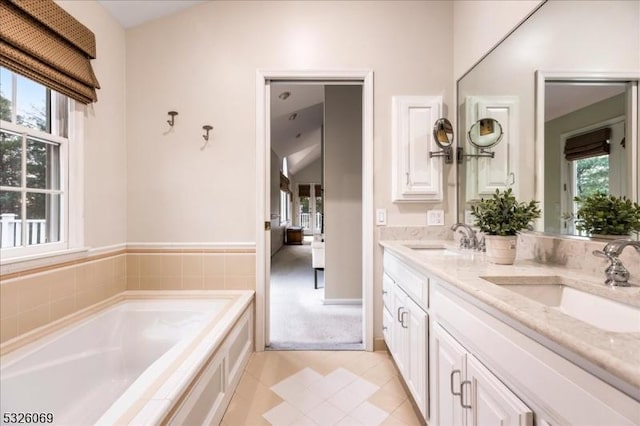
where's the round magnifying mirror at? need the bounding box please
[468,118,503,149]
[433,118,454,149]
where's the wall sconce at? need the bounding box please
[167,111,178,127]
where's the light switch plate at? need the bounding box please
[376,208,387,226]
[427,209,444,226]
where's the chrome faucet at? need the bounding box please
[451,223,478,250]
[593,239,640,287]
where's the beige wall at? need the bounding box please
[453,0,543,79]
[56,0,128,249]
[324,86,363,301]
[125,1,455,242]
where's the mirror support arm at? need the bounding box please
[456,147,495,164]
[430,147,454,164]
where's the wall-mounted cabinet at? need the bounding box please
[392,96,443,202]
[463,96,519,203]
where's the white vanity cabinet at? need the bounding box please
[430,280,640,426]
[383,251,429,419]
[391,95,443,202]
[431,322,533,426]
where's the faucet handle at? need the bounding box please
[592,249,610,259]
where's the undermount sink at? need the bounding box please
[403,244,460,256]
[481,276,640,333]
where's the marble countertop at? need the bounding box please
[380,240,640,395]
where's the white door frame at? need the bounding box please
[255,69,374,351]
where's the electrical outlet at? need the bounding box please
[376,208,387,226]
[427,209,444,226]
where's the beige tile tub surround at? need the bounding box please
[126,251,256,291]
[1,248,256,344]
[1,254,126,343]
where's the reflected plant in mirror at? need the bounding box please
[564,193,640,239]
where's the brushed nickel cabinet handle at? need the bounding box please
[450,370,461,397]
[460,380,472,409]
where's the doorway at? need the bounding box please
[255,70,374,352]
[269,83,362,350]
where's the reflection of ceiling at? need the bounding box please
[97,1,206,28]
[545,83,626,122]
[270,84,324,175]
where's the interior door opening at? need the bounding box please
[267,81,364,350]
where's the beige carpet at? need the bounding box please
[269,242,363,350]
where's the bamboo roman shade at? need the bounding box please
[564,128,611,161]
[0,0,100,104]
[280,173,291,193]
[298,184,310,197]
[298,184,322,197]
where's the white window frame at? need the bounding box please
[280,190,290,225]
[0,92,84,263]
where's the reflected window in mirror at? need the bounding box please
[545,81,630,235]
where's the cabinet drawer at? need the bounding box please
[384,251,428,307]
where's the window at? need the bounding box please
[280,190,291,224]
[0,67,81,258]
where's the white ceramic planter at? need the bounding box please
[485,235,518,265]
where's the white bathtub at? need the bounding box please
[0,291,254,426]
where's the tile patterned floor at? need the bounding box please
[221,350,424,426]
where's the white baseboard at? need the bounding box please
[322,298,363,305]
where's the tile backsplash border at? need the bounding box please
[517,232,640,283]
[378,226,639,284]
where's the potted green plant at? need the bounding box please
[470,188,541,264]
[571,192,640,239]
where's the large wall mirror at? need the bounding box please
[457,0,640,237]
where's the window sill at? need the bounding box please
[0,247,89,276]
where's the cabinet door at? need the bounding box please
[382,306,393,351]
[464,96,519,204]
[391,285,409,376]
[392,95,443,202]
[465,355,533,426]
[406,296,428,418]
[431,322,466,426]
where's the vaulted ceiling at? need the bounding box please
[270,84,324,176]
